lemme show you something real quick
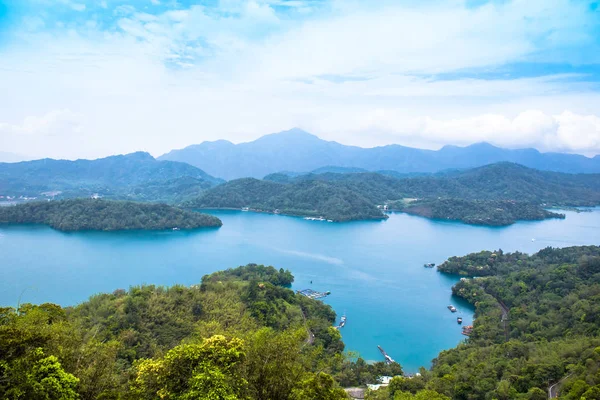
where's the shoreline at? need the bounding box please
[192,206,389,222]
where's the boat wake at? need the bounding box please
[274,248,344,265]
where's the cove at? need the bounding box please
[1,209,599,371]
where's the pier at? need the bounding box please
[296,288,331,299]
[377,345,396,365]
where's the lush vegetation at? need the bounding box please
[396,199,565,226]
[0,199,222,231]
[187,178,387,222]
[0,152,223,203]
[4,249,600,399]
[362,246,600,399]
[410,246,600,400]
[0,264,403,399]
[193,163,600,224]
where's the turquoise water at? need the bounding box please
[1,209,599,371]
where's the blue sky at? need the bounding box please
[1,0,600,159]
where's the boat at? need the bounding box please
[457,317,463,324]
[241,207,249,211]
[462,325,473,336]
[448,305,457,312]
[172,227,180,231]
[334,314,346,329]
[424,263,435,268]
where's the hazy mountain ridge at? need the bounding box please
[0,152,224,203]
[159,129,600,180]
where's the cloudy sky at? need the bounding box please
[1,0,600,160]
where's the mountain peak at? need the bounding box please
[255,128,320,141]
[120,151,155,161]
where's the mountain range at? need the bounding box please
[159,128,600,180]
[0,152,223,203]
[189,163,600,223]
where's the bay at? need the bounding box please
[1,208,599,371]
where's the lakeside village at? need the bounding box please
[297,281,472,399]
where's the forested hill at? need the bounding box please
[188,178,386,222]
[269,162,600,205]
[0,152,224,203]
[0,264,402,399]
[190,163,600,224]
[159,128,600,179]
[363,246,600,399]
[0,199,222,231]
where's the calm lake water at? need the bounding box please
[1,209,599,371]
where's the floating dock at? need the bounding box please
[297,289,331,299]
[377,345,396,365]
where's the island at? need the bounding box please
[391,198,565,226]
[0,198,222,231]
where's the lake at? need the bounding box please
[1,209,599,371]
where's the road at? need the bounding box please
[549,374,571,398]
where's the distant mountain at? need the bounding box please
[0,152,224,203]
[159,128,600,179]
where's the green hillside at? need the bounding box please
[0,199,222,231]
[0,152,224,203]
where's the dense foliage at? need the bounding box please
[362,246,600,399]
[422,246,600,399]
[193,163,600,224]
[5,248,599,399]
[0,152,223,203]
[0,199,222,231]
[0,264,406,399]
[187,178,386,222]
[397,199,565,226]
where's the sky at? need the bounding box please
[1,0,600,160]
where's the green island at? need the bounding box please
[0,199,222,232]
[191,163,600,225]
[393,198,565,226]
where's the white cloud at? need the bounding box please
[0,0,599,159]
[0,110,86,159]
[333,110,600,155]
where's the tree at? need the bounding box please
[132,335,247,400]
[526,387,546,400]
[2,348,79,400]
[290,372,347,400]
[582,385,600,400]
